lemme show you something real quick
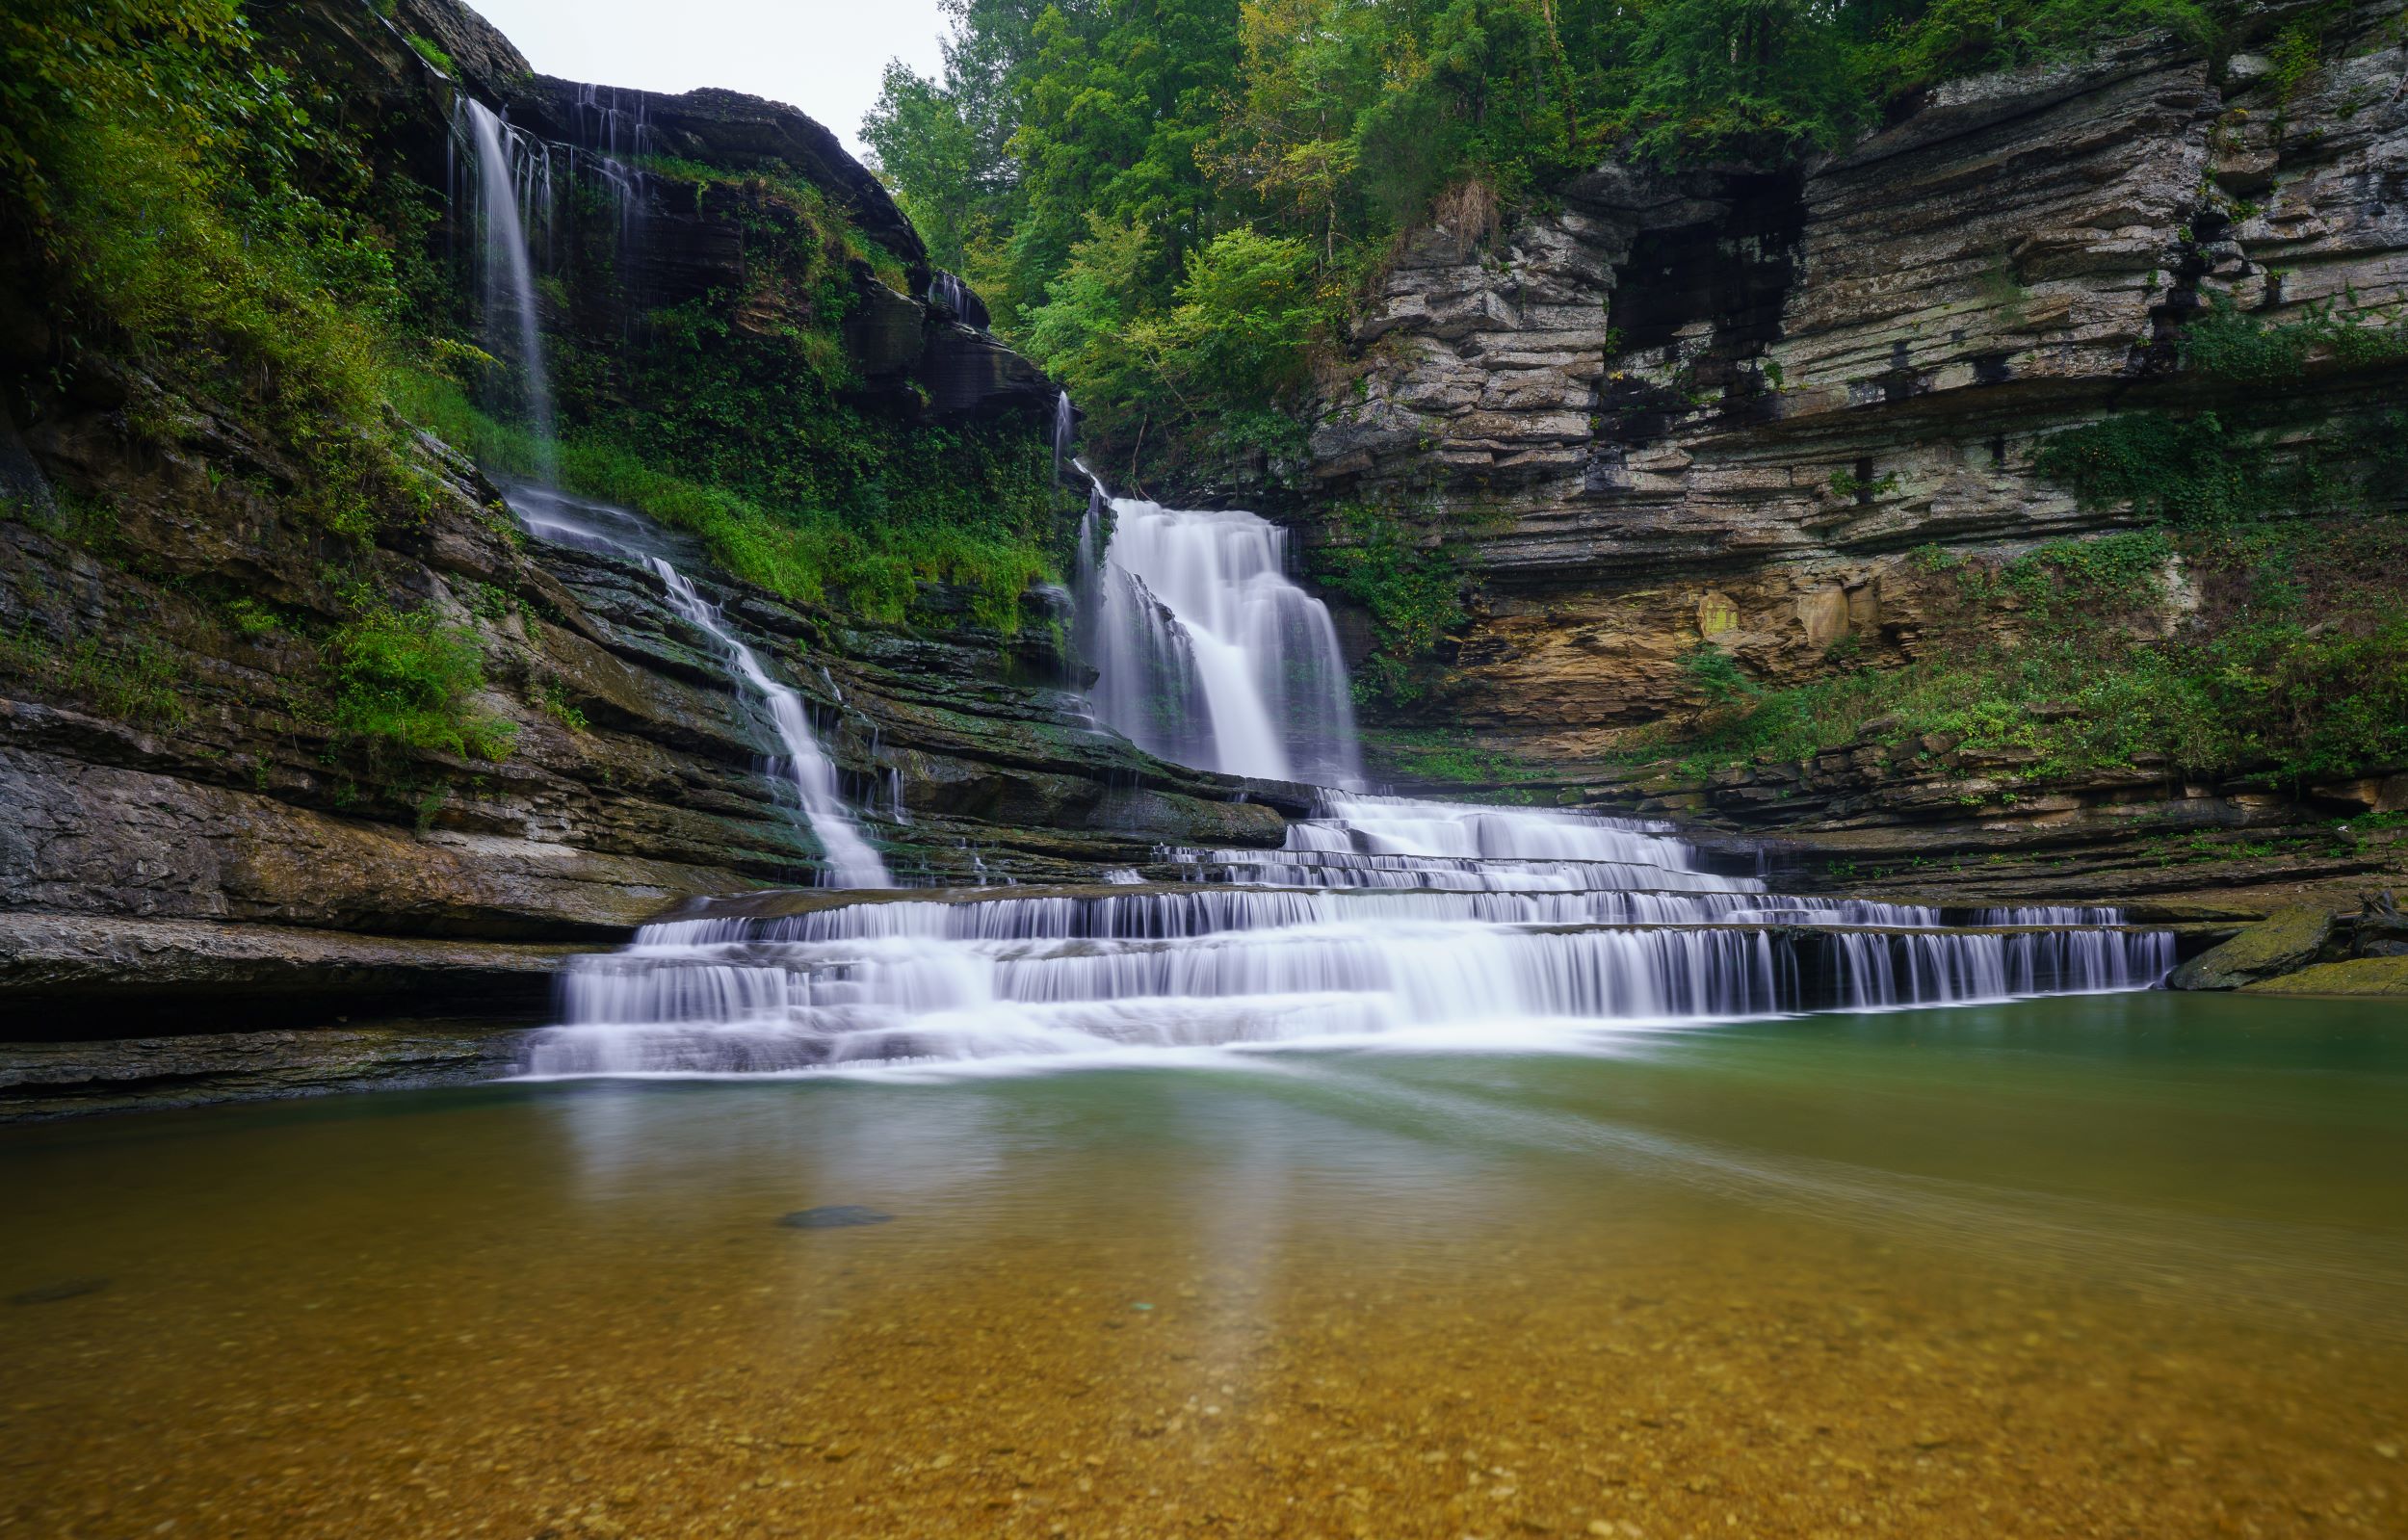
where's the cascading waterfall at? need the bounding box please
[516,172,2174,1079]
[454,100,886,887]
[646,561,893,891]
[1074,495,1362,787]
[527,790,2175,1076]
[501,483,891,886]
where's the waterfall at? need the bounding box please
[513,242,2172,1076]
[458,99,556,476]
[1053,390,1077,487]
[929,271,987,330]
[1076,497,1361,787]
[647,561,893,890]
[453,97,887,887]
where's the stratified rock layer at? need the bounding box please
[1301,16,2408,754]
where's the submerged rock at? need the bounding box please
[7,1276,108,1305]
[778,1206,895,1229]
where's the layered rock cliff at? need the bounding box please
[1306,21,2407,736]
[1293,10,2408,900]
[0,0,1286,1032]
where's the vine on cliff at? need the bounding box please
[1307,500,1465,707]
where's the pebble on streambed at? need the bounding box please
[777,1206,895,1229]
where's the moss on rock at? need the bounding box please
[2239,955,2408,998]
[2167,905,2335,991]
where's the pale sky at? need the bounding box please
[463,0,948,162]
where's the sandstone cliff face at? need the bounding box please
[1303,16,2408,754]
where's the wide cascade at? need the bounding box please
[532,471,2175,1079]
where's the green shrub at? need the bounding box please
[326,605,515,763]
[403,34,453,74]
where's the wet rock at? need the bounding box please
[779,1206,895,1230]
[0,1022,530,1120]
[2168,907,2336,991]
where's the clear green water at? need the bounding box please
[3,992,2405,1538]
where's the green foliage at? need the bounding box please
[1828,465,1901,500]
[1858,0,2217,100]
[1621,0,1864,164]
[1682,644,1755,705]
[325,603,515,764]
[64,636,191,727]
[1026,221,1323,464]
[1,0,428,537]
[1639,525,2408,787]
[2181,293,2408,383]
[402,34,453,75]
[387,369,1063,633]
[2038,411,2293,525]
[534,676,588,732]
[865,0,2215,472]
[1361,725,1559,789]
[1308,503,1464,705]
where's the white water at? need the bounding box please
[458,97,887,889]
[515,184,2175,1079]
[527,792,2174,1076]
[1076,495,1361,787]
[647,561,892,890]
[458,100,556,477]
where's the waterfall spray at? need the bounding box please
[528,794,2176,1076]
[1076,496,1361,787]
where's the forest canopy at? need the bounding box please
[864,0,2221,465]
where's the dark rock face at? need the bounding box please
[0,1023,529,1120]
[509,77,929,279]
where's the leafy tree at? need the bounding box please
[862,0,2245,469]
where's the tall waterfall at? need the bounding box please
[454,101,887,887]
[1076,495,1362,787]
[458,100,556,478]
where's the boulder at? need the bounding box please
[2167,906,2335,991]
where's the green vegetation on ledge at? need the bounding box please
[1637,522,2408,789]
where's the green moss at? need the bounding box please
[1630,524,2408,788]
[1361,726,1560,791]
[387,369,1063,634]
